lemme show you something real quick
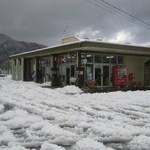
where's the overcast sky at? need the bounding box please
[0,0,150,46]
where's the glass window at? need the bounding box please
[81,53,86,59]
[71,65,75,77]
[103,56,110,63]
[86,64,93,80]
[60,55,66,63]
[95,55,102,63]
[110,56,117,64]
[81,53,86,65]
[65,54,71,63]
[86,54,93,63]
[118,56,123,64]
[70,53,76,63]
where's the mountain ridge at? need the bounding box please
[0,33,47,69]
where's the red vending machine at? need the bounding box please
[112,65,128,87]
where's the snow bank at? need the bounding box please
[128,135,150,150]
[72,138,114,150]
[56,85,83,94]
[41,142,65,150]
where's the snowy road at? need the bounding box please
[0,76,150,150]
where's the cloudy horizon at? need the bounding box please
[0,0,150,46]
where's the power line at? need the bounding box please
[86,0,150,29]
[97,0,150,27]
[86,0,139,27]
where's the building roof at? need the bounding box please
[10,40,150,59]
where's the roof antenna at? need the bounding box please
[62,25,69,35]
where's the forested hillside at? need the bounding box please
[0,33,46,69]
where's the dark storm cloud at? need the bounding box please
[0,0,150,46]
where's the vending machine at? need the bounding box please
[112,65,128,87]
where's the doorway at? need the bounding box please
[66,68,70,85]
[103,66,109,86]
[95,67,101,86]
[144,60,150,86]
[24,59,30,81]
[95,65,110,86]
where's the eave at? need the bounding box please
[9,40,150,59]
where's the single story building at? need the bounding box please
[10,36,150,88]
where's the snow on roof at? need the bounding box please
[9,40,81,58]
[10,38,150,58]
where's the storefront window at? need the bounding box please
[70,65,75,77]
[86,54,93,63]
[81,53,87,65]
[103,56,110,63]
[86,64,93,80]
[95,55,102,63]
[59,53,76,64]
[65,54,71,63]
[81,53,93,64]
[118,56,123,64]
[110,56,117,64]
[70,53,76,63]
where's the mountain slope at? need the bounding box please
[0,33,47,68]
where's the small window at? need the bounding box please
[86,54,93,63]
[70,53,76,63]
[95,55,102,63]
[103,56,110,63]
[118,56,123,64]
[111,56,117,64]
[81,53,87,65]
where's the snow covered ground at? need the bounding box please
[0,76,150,150]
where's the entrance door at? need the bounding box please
[24,59,30,81]
[103,65,109,86]
[66,68,70,85]
[144,60,150,86]
[95,67,102,86]
[95,65,110,86]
